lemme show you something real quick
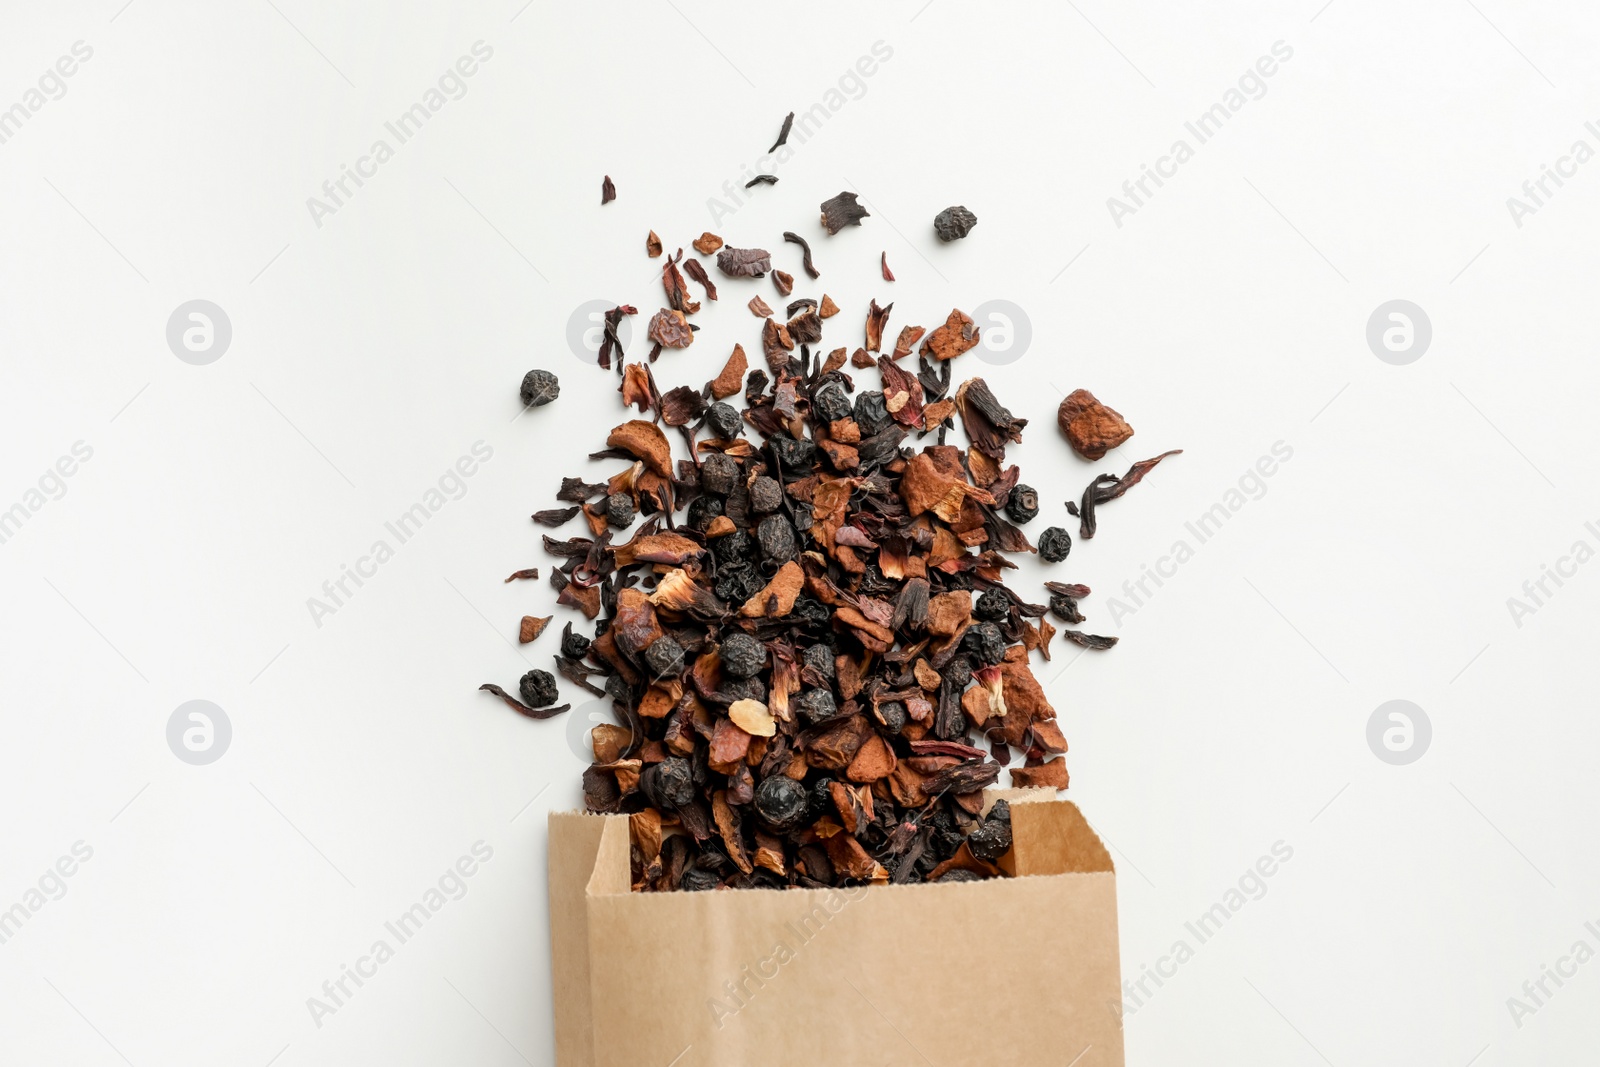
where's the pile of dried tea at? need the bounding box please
[484,205,1178,892]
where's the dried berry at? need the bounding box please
[933,205,977,242]
[687,494,723,530]
[605,492,636,529]
[801,642,835,680]
[875,700,907,735]
[1050,594,1085,624]
[644,636,685,678]
[641,757,695,810]
[812,382,851,423]
[1005,484,1040,524]
[793,688,838,725]
[967,800,1012,861]
[700,453,740,496]
[962,621,1006,666]
[719,632,766,679]
[705,401,742,440]
[518,669,560,708]
[853,390,891,436]
[716,247,771,278]
[748,475,782,514]
[755,774,808,832]
[712,529,753,565]
[769,433,815,471]
[756,514,797,562]
[936,868,982,883]
[679,865,720,891]
[560,623,590,659]
[519,369,560,407]
[1038,526,1071,563]
[974,588,1010,622]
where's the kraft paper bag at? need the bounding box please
[548,791,1124,1067]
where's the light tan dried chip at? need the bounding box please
[748,295,773,317]
[738,560,803,617]
[693,231,724,255]
[710,344,748,399]
[607,420,673,476]
[728,698,777,737]
[518,614,552,643]
[818,294,840,318]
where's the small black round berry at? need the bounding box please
[605,492,636,529]
[699,453,740,496]
[974,588,1010,622]
[644,636,685,678]
[1038,526,1072,563]
[1005,484,1039,524]
[748,475,783,514]
[519,369,559,407]
[518,669,559,708]
[719,632,766,679]
[705,401,742,440]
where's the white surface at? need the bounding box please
[2,1,1597,1064]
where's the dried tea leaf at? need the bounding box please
[820,191,869,234]
[881,251,894,282]
[682,258,718,302]
[503,567,539,582]
[1057,389,1133,460]
[532,506,581,527]
[601,175,615,204]
[745,174,778,187]
[768,110,794,152]
[646,230,662,257]
[1059,630,1119,650]
[783,231,820,278]
[865,298,892,352]
[1076,449,1183,538]
[479,683,570,720]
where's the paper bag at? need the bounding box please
[548,792,1124,1066]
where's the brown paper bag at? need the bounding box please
[548,791,1124,1066]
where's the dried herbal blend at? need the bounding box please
[486,188,1178,893]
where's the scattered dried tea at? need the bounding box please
[520,369,559,407]
[1057,389,1133,460]
[601,175,615,204]
[783,231,820,278]
[933,205,977,241]
[769,110,794,153]
[820,191,869,234]
[717,247,771,278]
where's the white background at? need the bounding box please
[2,1,1597,1064]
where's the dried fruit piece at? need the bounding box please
[646,308,694,349]
[519,369,559,407]
[881,251,894,281]
[772,270,794,297]
[1057,389,1134,460]
[646,231,662,257]
[1037,527,1071,562]
[601,175,615,204]
[818,294,840,319]
[933,205,977,241]
[717,247,771,278]
[865,299,892,352]
[607,420,673,476]
[748,295,773,317]
[920,308,981,362]
[519,615,552,643]
[729,699,777,737]
[693,232,724,255]
[820,191,869,234]
[710,345,747,399]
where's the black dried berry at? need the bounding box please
[720,676,767,705]
[812,382,851,423]
[719,632,766,678]
[755,774,809,832]
[687,495,724,530]
[519,369,559,407]
[518,668,559,708]
[641,756,696,810]
[853,390,890,436]
[1050,594,1084,624]
[705,401,742,440]
[714,562,763,603]
[679,865,721,891]
[967,800,1013,862]
[644,636,685,678]
[793,688,838,725]
[875,700,907,735]
[769,433,816,471]
[936,868,982,883]
[933,205,977,242]
[756,514,797,562]
[712,529,753,564]
[605,492,636,529]
[748,475,782,514]
[1038,526,1071,563]
[962,621,1006,666]
[974,588,1010,622]
[807,777,836,821]
[927,809,963,857]
[789,596,828,628]
[560,624,590,660]
[801,643,835,680]
[1005,484,1039,524]
[700,453,740,496]
[943,653,973,690]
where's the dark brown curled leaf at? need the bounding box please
[503,568,540,582]
[532,507,580,527]
[660,385,707,427]
[555,656,609,697]
[820,191,869,235]
[921,758,1002,795]
[681,258,718,301]
[783,231,820,278]
[1059,631,1119,650]
[479,684,571,720]
[865,299,892,353]
[1078,450,1183,538]
[769,111,794,153]
[745,174,779,188]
